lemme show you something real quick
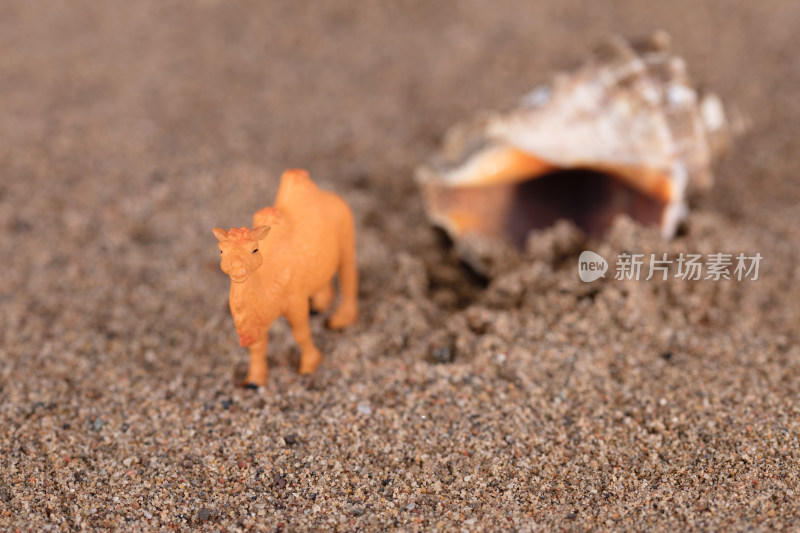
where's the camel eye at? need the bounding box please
[252,248,259,254]
[219,250,223,254]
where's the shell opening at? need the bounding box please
[507,168,668,243]
[428,167,670,247]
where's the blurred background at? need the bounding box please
[1,1,797,243]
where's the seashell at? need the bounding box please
[416,31,743,267]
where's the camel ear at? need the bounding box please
[252,226,271,240]
[212,227,229,241]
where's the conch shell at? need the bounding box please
[417,31,742,260]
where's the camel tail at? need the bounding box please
[337,209,358,312]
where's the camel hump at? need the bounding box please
[280,168,316,190]
[253,206,282,228]
[282,168,311,183]
[276,168,318,205]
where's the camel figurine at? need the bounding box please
[213,169,358,388]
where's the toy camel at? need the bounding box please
[213,169,358,387]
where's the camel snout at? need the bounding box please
[229,261,248,282]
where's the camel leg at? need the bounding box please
[242,335,269,388]
[311,282,335,313]
[328,225,359,330]
[287,298,323,374]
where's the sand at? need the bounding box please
[1,1,799,531]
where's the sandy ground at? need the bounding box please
[1,1,799,531]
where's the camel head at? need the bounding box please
[213,226,271,283]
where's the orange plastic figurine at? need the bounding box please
[213,169,358,388]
